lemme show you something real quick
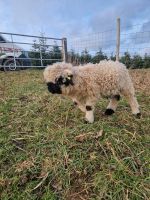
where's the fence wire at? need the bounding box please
[68,21,150,66]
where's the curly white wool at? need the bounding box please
[43,60,140,123]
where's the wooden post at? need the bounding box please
[116,18,120,61]
[62,37,68,62]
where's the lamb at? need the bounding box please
[43,60,141,123]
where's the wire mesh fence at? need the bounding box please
[67,29,116,65]
[1,19,150,70]
[120,23,150,56]
[67,20,150,67]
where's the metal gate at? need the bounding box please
[0,32,67,71]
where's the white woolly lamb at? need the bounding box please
[43,60,141,123]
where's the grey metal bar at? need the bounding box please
[0,65,46,68]
[0,48,62,55]
[14,57,62,61]
[0,32,62,40]
[0,41,63,47]
[10,34,17,66]
[39,45,43,66]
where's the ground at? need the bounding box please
[0,68,150,200]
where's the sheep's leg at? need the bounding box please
[72,98,86,112]
[121,89,141,117]
[78,103,86,112]
[85,100,96,123]
[74,101,94,123]
[85,106,94,123]
[72,99,94,123]
[123,93,140,117]
[105,95,120,115]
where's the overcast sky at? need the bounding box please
[0,0,150,55]
[0,0,150,38]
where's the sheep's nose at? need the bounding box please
[46,82,62,94]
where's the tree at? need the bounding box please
[29,39,41,66]
[92,49,107,64]
[120,52,132,68]
[29,33,49,66]
[131,55,143,69]
[29,33,62,66]
[50,41,62,64]
[110,52,116,61]
[68,49,78,65]
[80,49,91,64]
[143,53,150,68]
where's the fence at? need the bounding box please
[67,18,150,66]
[0,18,150,70]
[0,32,67,71]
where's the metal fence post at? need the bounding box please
[11,34,17,66]
[39,45,43,66]
[62,38,68,62]
[116,17,120,61]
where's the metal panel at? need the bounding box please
[0,32,67,71]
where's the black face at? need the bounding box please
[46,75,74,94]
[47,82,62,94]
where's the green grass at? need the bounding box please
[0,69,150,200]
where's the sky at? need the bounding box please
[0,0,150,54]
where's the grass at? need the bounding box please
[0,69,150,200]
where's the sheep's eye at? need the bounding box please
[55,76,64,85]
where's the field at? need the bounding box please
[0,69,150,200]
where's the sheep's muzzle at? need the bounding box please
[47,82,62,94]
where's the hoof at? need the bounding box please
[73,101,78,106]
[72,101,77,108]
[83,119,94,124]
[84,119,89,124]
[135,112,141,118]
[72,101,77,106]
[114,95,121,101]
[105,109,115,115]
